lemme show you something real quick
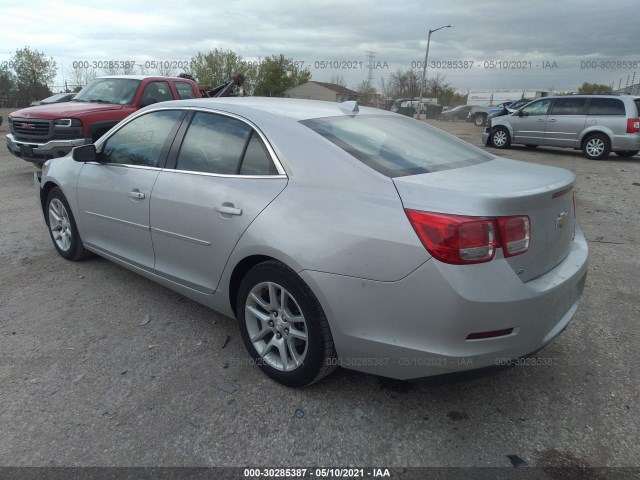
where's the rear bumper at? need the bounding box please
[6,133,86,163]
[610,133,640,152]
[300,225,588,380]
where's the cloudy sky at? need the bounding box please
[2,0,639,94]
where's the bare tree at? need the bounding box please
[66,64,97,91]
[329,74,347,87]
[156,63,177,77]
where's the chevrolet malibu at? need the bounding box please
[36,98,588,387]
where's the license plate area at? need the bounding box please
[20,144,35,157]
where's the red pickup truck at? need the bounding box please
[6,75,202,166]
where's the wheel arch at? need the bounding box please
[228,254,281,317]
[578,128,612,149]
[40,180,60,216]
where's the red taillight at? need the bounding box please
[405,210,530,264]
[497,216,530,257]
[627,118,640,133]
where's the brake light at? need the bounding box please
[405,210,530,264]
[497,216,530,257]
[627,118,640,133]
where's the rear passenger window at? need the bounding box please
[176,112,252,174]
[550,98,587,115]
[175,81,196,99]
[588,98,625,115]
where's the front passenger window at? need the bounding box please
[100,110,183,167]
[521,99,551,116]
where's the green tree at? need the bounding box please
[11,46,57,103]
[578,82,611,94]
[254,54,311,97]
[0,64,17,107]
[189,49,257,94]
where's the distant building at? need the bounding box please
[285,81,359,102]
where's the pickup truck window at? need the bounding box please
[175,81,196,99]
[141,81,173,103]
[73,78,141,105]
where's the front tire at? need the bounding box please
[45,187,91,261]
[491,127,511,149]
[237,261,337,387]
[583,134,611,160]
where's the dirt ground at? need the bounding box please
[0,107,639,471]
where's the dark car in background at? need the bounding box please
[439,105,472,121]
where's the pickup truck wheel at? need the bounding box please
[491,128,511,149]
[615,150,639,158]
[45,188,91,261]
[583,134,610,160]
[474,115,486,127]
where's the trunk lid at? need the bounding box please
[393,157,576,281]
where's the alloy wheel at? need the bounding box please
[245,281,309,372]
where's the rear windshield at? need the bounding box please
[301,115,492,177]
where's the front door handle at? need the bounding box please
[129,190,145,199]
[216,204,243,216]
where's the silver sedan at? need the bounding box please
[36,98,588,386]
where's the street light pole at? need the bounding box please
[419,24,453,117]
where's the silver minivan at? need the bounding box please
[482,95,640,159]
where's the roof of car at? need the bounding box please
[151,97,396,121]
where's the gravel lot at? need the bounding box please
[0,107,638,471]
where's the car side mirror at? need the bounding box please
[139,97,158,108]
[517,110,526,117]
[72,144,96,162]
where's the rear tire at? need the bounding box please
[583,134,611,160]
[615,150,639,158]
[45,187,91,261]
[236,261,337,387]
[491,127,511,149]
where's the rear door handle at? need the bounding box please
[548,118,557,122]
[216,204,243,216]
[129,190,145,199]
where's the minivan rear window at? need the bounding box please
[301,115,492,177]
[588,98,625,115]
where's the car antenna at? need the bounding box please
[339,100,359,115]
